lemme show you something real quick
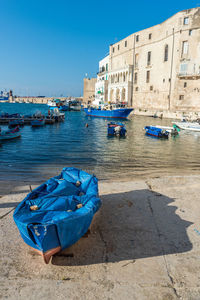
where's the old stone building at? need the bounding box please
[83,78,97,104]
[95,7,200,113]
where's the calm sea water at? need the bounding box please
[0,102,200,182]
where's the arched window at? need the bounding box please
[164,45,168,62]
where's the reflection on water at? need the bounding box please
[0,103,200,182]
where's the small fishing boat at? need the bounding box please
[145,126,169,138]
[0,126,21,140]
[13,167,101,264]
[31,119,45,127]
[9,119,24,128]
[107,122,126,137]
[69,100,82,111]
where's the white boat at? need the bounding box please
[173,122,200,132]
[47,100,57,107]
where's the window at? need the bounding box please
[182,41,189,55]
[150,85,153,91]
[146,71,150,83]
[118,44,120,50]
[180,63,188,75]
[125,41,127,47]
[179,95,184,100]
[112,47,115,53]
[136,35,139,42]
[163,78,165,83]
[164,44,168,62]
[135,53,139,68]
[189,29,192,36]
[135,87,138,91]
[134,72,137,84]
[147,51,151,66]
[184,82,187,88]
[106,64,108,71]
[183,17,189,25]
[149,33,152,40]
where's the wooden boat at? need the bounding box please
[31,119,45,127]
[13,167,101,264]
[0,126,21,140]
[145,126,169,138]
[107,122,126,136]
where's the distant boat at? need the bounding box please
[9,119,24,128]
[173,121,200,132]
[0,91,9,101]
[107,122,126,136]
[0,126,21,140]
[84,104,133,119]
[31,119,45,127]
[145,126,169,138]
[69,100,82,111]
[13,167,101,264]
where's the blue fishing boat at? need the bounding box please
[145,126,169,138]
[31,119,45,127]
[0,126,21,140]
[107,122,126,136]
[9,119,24,128]
[13,167,101,264]
[84,105,133,119]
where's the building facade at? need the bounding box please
[95,7,200,112]
[94,56,109,105]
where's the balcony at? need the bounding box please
[178,63,200,79]
[178,71,200,79]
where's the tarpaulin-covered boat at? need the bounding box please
[13,168,101,263]
[107,122,126,136]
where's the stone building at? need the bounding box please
[83,78,97,104]
[96,7,200,113]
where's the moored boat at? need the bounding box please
[84,106,133,119]
[31,119,45,127]
[0,126,21,140]
[13,167,101,264]
[145,126,169,138]
[172,121,200,132]
[9,119,24,128]
[107,122,126,136]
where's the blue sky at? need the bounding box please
[0,0,198,96]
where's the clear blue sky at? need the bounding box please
[0,0,198,97]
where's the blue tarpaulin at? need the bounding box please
[13,168,101,261]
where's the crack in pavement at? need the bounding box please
[146,187,180,299]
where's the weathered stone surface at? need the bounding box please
[0,176,200,299]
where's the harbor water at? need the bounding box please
[0,103,200,182]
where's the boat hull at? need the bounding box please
[31,120,45,127]
[145,126,169,138]
[84,108,133,119]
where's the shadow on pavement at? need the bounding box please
[52,189,193,266]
